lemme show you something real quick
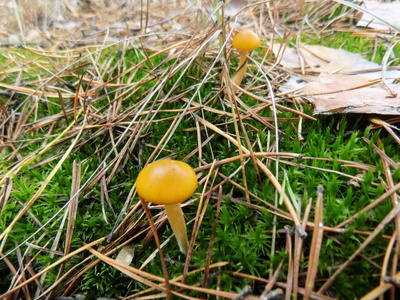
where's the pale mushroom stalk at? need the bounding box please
[232,52,249,89]
[164,204,189,254]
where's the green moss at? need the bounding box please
[1,20,399,299]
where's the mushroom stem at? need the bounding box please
[164,203,189,255]
[231,52,248,90]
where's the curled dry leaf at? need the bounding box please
[275,44,400,115]
[302,74,400,115]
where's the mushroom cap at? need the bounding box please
[136,159,197,205]
[232,29,261,52]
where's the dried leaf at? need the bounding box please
[275,44,380,75]
[356,0,400,30]
[116,245,135,266]
[275,44,400,115]
[302,74,400,115]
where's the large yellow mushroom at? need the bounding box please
[231,29,261,90]
[136,159,197,255]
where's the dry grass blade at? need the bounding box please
[87,246,238,299]
[0,113,85,253]
[202,184,223,290]
[0,82,77,99]
[139,232,174,270]
[183,160,217,283]
[0,176,12,216]
[370,118,400,145]
[139,197,171,299]
[261,260,284,297]
[14,246,31,300]
[126,262,229,299]
[362,137,399,169]
[335,181,400,229]
[1,1,399,298]
[42,161,82,299]
[66,161,81,256]
[361,271,400,300]
[381,152,400,300]
[56,89,69,125]
[0,108,84,186]
[88,245,168,293]
[0,252,18,285]
[0,237,105,299]
[381,232,397,300]
[197,115,306,237]
[293,197,313,299]
[304,186,324,300]
[223,64,253,204]
[319,202,400,294]
[285,227,293,300]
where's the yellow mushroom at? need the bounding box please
[136,159,197,255]
[231,29,261,90]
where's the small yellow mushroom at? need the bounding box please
[231,29,261,90]
[136,159,197,255]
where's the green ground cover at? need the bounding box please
[1,9,400,299]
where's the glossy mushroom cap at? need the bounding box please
[232,29,260,52]
[136,159,197,205]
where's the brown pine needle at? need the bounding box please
[319,202,400,294]
[1,2,399,299]
[361,271,400,300]
[335,181,400,229]
[304,186,324,300]
[139,197,172,300]
[87,246,238,298]
[197,116,306,237]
